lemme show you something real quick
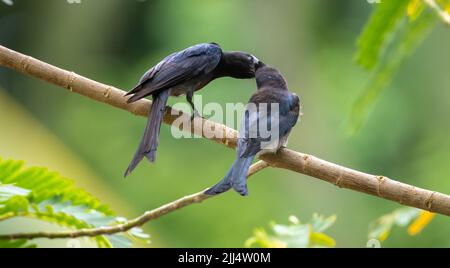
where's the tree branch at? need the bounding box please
[423,0,450,26]
[0,45,449,241]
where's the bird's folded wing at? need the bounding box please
[126,44,221,98]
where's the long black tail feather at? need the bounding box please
[124,90,170,177]
[204,156,254,196]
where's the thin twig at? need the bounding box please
[0,45,449,241]
[0,161,267,240]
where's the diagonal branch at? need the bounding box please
[0,45,449,241]
[423,0,450,26]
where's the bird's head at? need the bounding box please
[220,51,262,78]
[255,65,287,89]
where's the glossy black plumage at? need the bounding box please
[205,64,300,196]
[124,43,260,177]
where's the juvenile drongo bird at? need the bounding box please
[205,64,300,196]
[124,43,260,177]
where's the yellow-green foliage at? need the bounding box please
[349,0,448,133]
[245,214,337,248]
[368,207,435,244]
[0,158,149,248]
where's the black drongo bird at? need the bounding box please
[205,64,300,196]
[124,43,260,177]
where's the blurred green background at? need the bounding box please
[1,0,449,247]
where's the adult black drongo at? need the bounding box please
[124,43,260,177]
[205,63,300,196]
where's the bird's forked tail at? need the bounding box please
[204,156,254,196]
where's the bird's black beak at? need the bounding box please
[249,55,264,73]
[255,60,265,71]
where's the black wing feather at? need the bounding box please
[126,44,221,103]
[279,93,300,136]
[238,92,300,158]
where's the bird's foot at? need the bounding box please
[190,109,203,121]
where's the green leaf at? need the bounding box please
[349,10,437,134]
[0,158,113,215]
[1,0,13,6]
[355,0,410,69]
[246,214,336,248]
[407,211,435,235]
[407,0,426,21]
[394,207,420,226]
[309,232,336,248]
[0,184,30,202]
[273,224,310,248]
[245,228,287,248]
[0,239,36,248]
[107,234,133,248]
[2,196,30,213]
[369,207,421,242]
[368,215,394,242]
[129,227,151,240]
[310,213,337,233]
